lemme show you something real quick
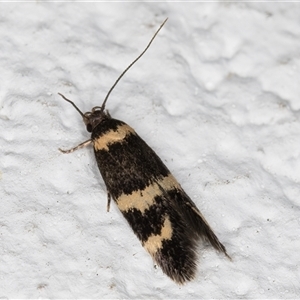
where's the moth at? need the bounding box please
[58,18,230,284]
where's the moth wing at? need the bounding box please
[93,121,229,283]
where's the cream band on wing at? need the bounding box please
[143,216,173,255]
[116,173,181,213]
[93,124,136,151]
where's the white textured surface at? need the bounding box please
[1,2,300,299]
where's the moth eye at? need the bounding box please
[86,124,93,132]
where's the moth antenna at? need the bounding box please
[100,18,168,112]
[58,93,85,118]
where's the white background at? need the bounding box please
[1,2,300,298]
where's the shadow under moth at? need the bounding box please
[58,18,230,284]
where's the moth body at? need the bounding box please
[58,18,230,284]
[84,109,229,284]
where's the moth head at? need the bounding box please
[58,93,109,133]
[83,106,111,132]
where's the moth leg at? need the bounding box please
[59,139,92,154]
[107,192,111,212]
